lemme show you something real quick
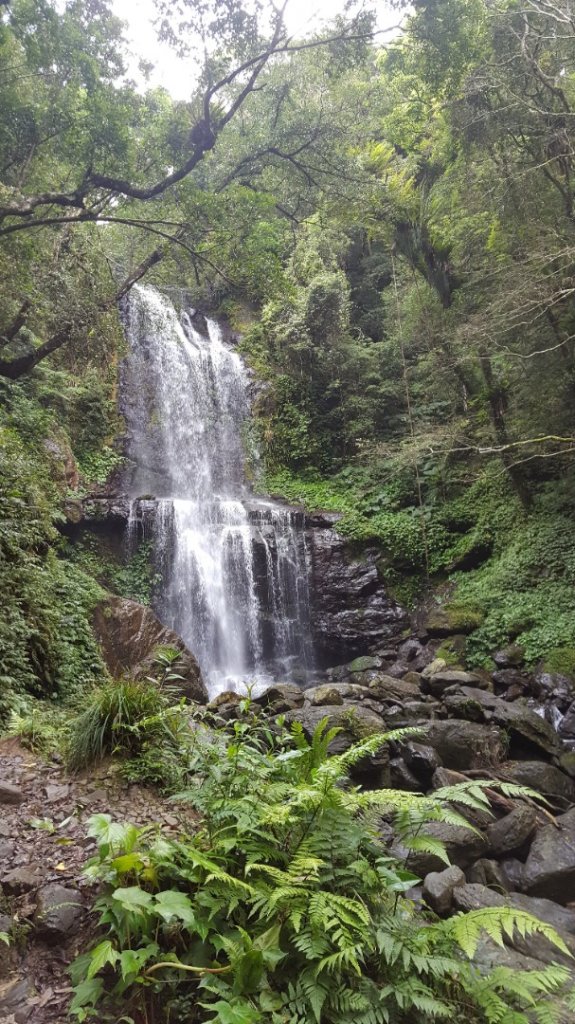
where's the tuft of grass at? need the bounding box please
[66,679,170,772]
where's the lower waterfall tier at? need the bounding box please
[72,495,408,695]
[152,497,314,695]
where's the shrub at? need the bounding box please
[70,713,573,1023]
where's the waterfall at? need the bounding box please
[121,285,313,695]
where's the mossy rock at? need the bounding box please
[543,647,575,680]
[425,602,485,637]
[348,655,381,673]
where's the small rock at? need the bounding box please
[44,783,69,803]
[467,858,509,892]
[486,804,538,858]
[402,741,442,782]
[423,865,465,915]
[493,645,525,668]
[1,864,44,895]
[33,883,83,943]
[0,977,37,1023]
[0,782,24,805]
[0,840,15,861]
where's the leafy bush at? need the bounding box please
[70,713,573,1023]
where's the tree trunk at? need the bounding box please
[478,346,532,508]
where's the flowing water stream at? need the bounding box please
[121,285,313,695]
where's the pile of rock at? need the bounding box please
[209,650,575,977]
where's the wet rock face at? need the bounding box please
[306,528,407,663]
[93,595,208,703]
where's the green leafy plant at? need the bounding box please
[70,715,573,1022]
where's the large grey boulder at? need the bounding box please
[425,720,505,771]
[486,804,538,858]
[453,883,575,965]
[439,687,560,757]
[502,761,575,807]
[285,702,389,783]
[391,820,488,877]
[93,595,207,703]
[522,807,575,904]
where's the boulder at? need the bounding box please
[493,645,525,668]
[43,433,79,491]
[422,604,484,637]
[559,701,575,740]
[422,670,484,697]
[486,804,538,858]
[421,658,448,678]
[522,807,575,904]
[33,883,84,943]
[389,758,421,792]
[401,741,442,783]
[306,685,344,707]
[453,883,575,965]
[0,976,37,1023]
[285,703,389,783]
[255,683,305,711]
[367,674,421,704]
[467,858,509,892]
[500,858,525,892]
[348,655,382,673]
[425,720,505,771]
[391,821,488,877]
[502,761,575,806]
[1,863,45,895]
[422,865,465,915]
[93,595,207,703]
[441,687,560,758]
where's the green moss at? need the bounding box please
[543,647,575,679]
[444,602,485,632]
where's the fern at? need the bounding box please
[70,710,574,1023]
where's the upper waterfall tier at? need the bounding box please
[122,285,249,501]
[120,285,313,695]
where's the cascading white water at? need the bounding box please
[122,285,313,695]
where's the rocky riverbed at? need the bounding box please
[2,625,575,1023]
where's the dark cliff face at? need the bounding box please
[306,525,408,665]
[68,498,407,670]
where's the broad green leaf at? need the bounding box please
[87,940,119,979]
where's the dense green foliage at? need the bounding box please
[2,0,575,681]
[69,713,573,1023]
